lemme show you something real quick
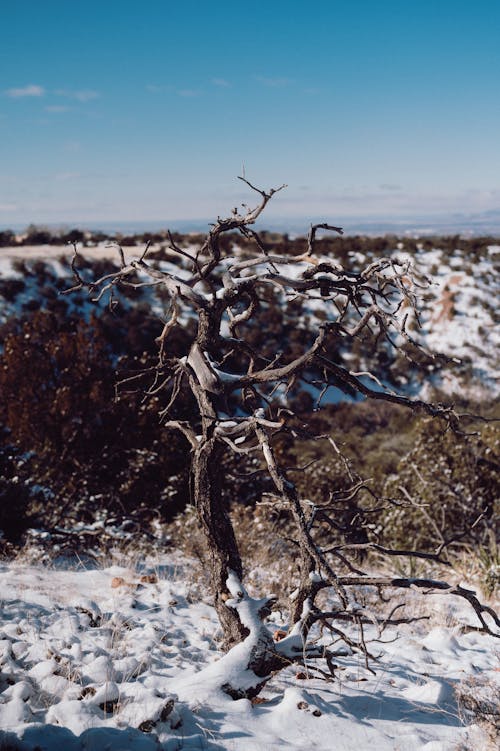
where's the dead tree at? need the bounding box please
[64,179,499,699]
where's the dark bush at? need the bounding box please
[0,309,192,528]
[0,278,25,302]
[0,476,31,542]
[0,230,16,247]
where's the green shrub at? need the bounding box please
[382,419,499,552]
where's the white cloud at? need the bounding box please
[5,84,45,98]
[211,78,231,88]
[45,105,71,113]
[146,84,169,93]
[0,203,17,211]
[379,183,403,192]
[55,89,100,102]
[254,76,292,87]
[62,140,82,153]
[148,83,205,97]
[54,172,81,182]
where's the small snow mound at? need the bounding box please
[420,627,461,654]
[46,699,100,735]
[89,681,120,706]
[402,679,452,706]
[275,687,322,717]
[82,654,113,683]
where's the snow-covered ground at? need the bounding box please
[0,552,498,750]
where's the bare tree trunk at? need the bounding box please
[191,437,248,649]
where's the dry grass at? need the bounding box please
[455,672,500,750]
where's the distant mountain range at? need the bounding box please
[3,209,500,237]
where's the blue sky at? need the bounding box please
[1,0,500,228]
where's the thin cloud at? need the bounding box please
[379,184,403,192]
[254,76,292,87]
[211,78,231,88]
[54,172,81,181]
[45,105,71,113]
[5,84,45,98]
[146,84,173,94]
[62,140,82,153]
[148,84,202,97]
[55,89,100,102]
[0,203,17,211]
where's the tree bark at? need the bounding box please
[190,436,248,649]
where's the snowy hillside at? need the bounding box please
[1,238,498,399]
[400,244,499,398]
